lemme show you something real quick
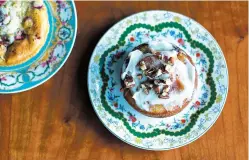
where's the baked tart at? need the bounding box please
[121,40,198,118]
[0,0,49,66]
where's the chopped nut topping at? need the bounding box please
[154,79,166,86]
[169,57,175,64]
[155,52,163,59]
[125,75,133,82]
[141,84,146,89]
[124,75,135,88]
[162,85,170,93]
[143,82,153,89]
[165,78,173,85]
[141,84,150,94]
[159,93,169,99]
[139,61,147,70]
[155,69,162,77]
[124,80,135,88]
[165,64,173,73]
[153,85,160,94]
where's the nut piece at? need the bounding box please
[165,78,173,85]
[124,80,135,88]
[143,82,153,89]
[162,85,170,93]
[155,52,163,59]
[159,93,169,99]
[124,75,135,88]
[153,85,160,94]
[155,69,162,77]
[159,85,170,99]
[139,61,147,70]
[169,57,175,64]
[141,84,149,95]
[165,64,173,73]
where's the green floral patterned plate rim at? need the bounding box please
[88,10,228,150]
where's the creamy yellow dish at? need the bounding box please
[0,0,49,66]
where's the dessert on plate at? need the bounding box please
[0,0,49,66]
[121,40,198,117]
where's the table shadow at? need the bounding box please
[68,22,127,146]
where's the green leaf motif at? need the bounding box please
[98,22,217,138]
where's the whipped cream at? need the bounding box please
[122,40,196,111]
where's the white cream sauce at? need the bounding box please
[122,40,196,111]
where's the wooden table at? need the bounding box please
[0,1,248,160]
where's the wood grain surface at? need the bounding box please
[0,1,248,160]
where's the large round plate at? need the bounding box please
[88,11,228,150]
[0,0,77,93]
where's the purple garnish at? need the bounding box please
[0,0,6,7]
[15,30,25,40]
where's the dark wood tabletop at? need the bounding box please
[0,1,248,160]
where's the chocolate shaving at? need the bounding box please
[158,94,169,99]
[133,43,152,54]
[153,85,160,94]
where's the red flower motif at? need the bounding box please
[178,38,184,45]
[195,101,201,106]
[130,37,135,42]
[41,62,47,67]
[114,52,123,59]
[52,56,57,61]
[47,56,57,64]
[0,77,7,81]
[129,115,137,123]
[113,102,118,108]
[196,52,201,57]
[181,119,186,124]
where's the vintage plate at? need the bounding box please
[88,11,228,150]
[0,0,77,93]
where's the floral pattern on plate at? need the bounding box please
[0,0,77,93]
[88,11,228,150]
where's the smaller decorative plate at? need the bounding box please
[88,11,228,150]
[0,0,77,93]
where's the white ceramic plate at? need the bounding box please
[88,11,228,150]
[0,0,77,93]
